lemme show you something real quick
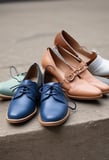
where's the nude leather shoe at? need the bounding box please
[42,48,102,100]
[54,30,109,77]
[54,30,94,64]
[55,46,109,94]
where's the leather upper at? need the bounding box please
[7,63,42,121]
[39,82,68,122]
[55,46,109,94]
[54,30,97,64]
[8,80,38,119]
[0,73,26,97]
[42,48,102,100]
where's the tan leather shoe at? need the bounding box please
[54,30,97,64]
[42,48,102,100]
[54,30,109,78]
[55,46,109,94]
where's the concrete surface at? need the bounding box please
[0,0,109,159]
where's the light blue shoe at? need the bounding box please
[0,66,26,100]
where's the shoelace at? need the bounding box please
[11,84,38,102]
[39,84,64,104]
[10,65,25,83]
[9,66,26,92]
[39,84,62,96]
[40,84,77,111]
[10,84,20,93]
[17,84,36,94]
[11,83,36,94]
[67,97,77,111]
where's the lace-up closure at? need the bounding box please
[40,83,66,103]
[0,66,26,99]
[11,84,32,94]
[13,81,38,103]
[40,83,77,111]
[7,63,42,123]
[38,82,70,126]
[40,85,57,96]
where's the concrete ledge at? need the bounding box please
[0,118,109,160]
[0,95,109,160]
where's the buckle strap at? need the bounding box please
[65,64,88,82]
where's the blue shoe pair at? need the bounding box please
[7,63,70,126]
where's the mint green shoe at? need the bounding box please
[0,66,26,100]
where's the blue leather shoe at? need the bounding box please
[6,63,42,123]
[38,70,69,126]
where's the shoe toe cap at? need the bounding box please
[7,101,36,120]
[40,103,68,122]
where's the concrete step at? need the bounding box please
[0,96,109,160]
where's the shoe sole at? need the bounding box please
[6,108,37,124]
[0,94,12,100]
[67,93,102,100]
[38,110,70,127]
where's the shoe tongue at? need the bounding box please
[45,82,61,86]
[21,79,36,85]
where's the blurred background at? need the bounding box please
[0,0,109,80]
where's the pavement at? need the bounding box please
[0,0,109,160]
